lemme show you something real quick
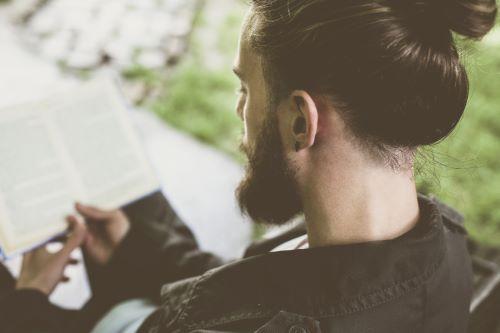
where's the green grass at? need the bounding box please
[127,6,500,245]
[122,65,163,87]
[123,4,245,160]
[122,65,243,161]
[152,62,243,159]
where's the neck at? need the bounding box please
[302,159,420,247]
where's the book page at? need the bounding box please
[0,78,160,257]
[48,78,160,209]
[0,103,73,255]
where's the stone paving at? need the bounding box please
[12,0,199,70]
[0,0,252,309]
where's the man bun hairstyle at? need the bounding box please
[444,0,498,38]
[248,0,497,161]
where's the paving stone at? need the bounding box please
[137,49,167,68]
[65,51,102,70]
[6,0,45,23]
[15,0,200,71]
[40,32,72,60]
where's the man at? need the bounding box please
[1,0,497,332]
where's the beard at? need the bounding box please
[235,111,303,226]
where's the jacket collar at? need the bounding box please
[174,194,446,329]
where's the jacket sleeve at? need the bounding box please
[0,247,78,333]
[0,288,78,333]
[86,191,228,304]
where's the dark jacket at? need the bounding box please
[0,191,473,333]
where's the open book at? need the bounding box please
[0,78,160,259]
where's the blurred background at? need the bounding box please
[0,0,499,306]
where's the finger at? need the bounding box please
[61,216,83,241]
[83,232,94,248]
[65,215,79,224]
[67,218,87,246]
[66,215,87,230]
[75,203,117,220]
[59,219,87,257]
[51,234,68,243]
[86,232,93,242]
[20,252,33,269]
[22,250,34,261]
[32,244,51,257]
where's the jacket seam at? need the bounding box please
[175,268,218,328]
[160,276,200,329]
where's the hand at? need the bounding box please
[16,219,86,296]
[75,203,130,265]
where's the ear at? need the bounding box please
[280,90,319,152]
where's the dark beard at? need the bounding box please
[235,111,302,226]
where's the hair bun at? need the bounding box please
[443,0,498,39]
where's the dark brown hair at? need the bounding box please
[247,0,497,159]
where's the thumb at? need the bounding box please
[60,218,87,257]
[75,202,116,220]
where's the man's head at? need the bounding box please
[234,0,497,225]
[233,22,303,225]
